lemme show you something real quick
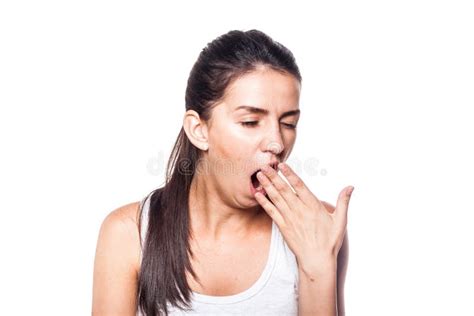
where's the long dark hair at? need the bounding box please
[136,29,302,316]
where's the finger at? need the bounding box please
[256,171,292,217]
[254,192,285,226]
[334,186,354,224]
[260,165,302,208]
[277,162,322,208]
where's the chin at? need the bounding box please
[244,192,270,209]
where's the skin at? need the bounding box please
[92,65,351,315]
[255,163,352,315]
[184,65,301,239]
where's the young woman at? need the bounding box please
[92,29,353,316]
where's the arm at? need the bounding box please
[297,254,338,316]
[297,202,349,316]
[252,164,353,316]
[336,232,349,316]
[92,203,141,316]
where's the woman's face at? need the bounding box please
[199,66,301,208]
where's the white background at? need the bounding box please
[1,1,473,315]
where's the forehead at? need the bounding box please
[221,68,301,113]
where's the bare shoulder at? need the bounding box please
[92,200,142,315]
[105,200,142,233]
[96,200,142,272]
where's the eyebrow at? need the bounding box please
[234,105,300,119]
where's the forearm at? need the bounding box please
[297,257,338,316]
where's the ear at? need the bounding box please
[183,110,209,151]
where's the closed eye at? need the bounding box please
[282,123,297,129]
[241,121,259,127]
[241,121,297,129]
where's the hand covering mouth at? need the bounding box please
[250,162,279,190]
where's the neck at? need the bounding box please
[188,172,266,242]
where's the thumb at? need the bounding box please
[335,185,354,222]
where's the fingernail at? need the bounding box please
[347,186,354,196]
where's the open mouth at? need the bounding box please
[250,162,279,193]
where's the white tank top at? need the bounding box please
[137,192,299,316]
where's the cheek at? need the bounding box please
[208,125,256,176]
[285,133,296,148]
[281,133,297,160]
[210,124,255,158]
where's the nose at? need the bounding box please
[263,127,285,157]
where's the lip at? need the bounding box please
[249,161,279,177]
